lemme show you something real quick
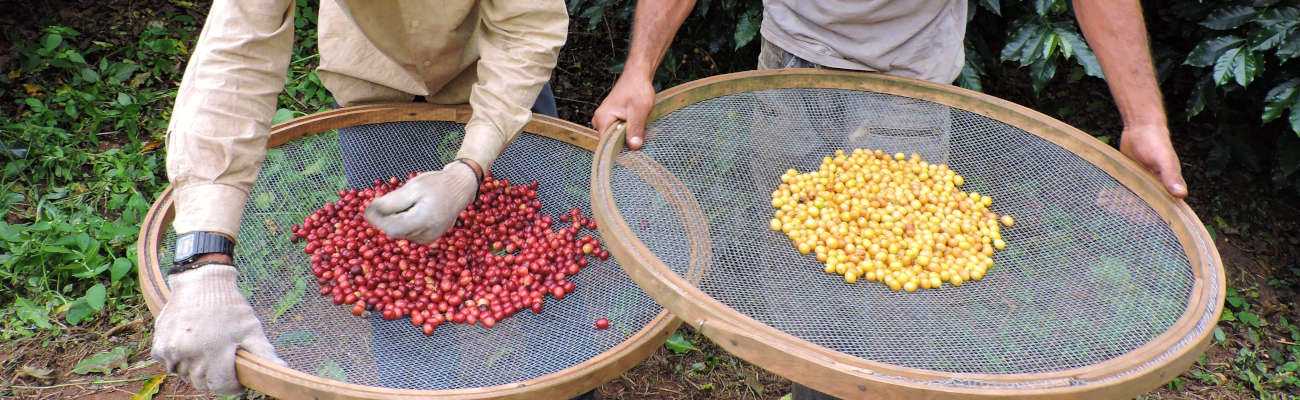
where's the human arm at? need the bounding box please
[1073,0,1188,198]
[591,0,697,149]
[364,0,567,243]
[153,0,294,394]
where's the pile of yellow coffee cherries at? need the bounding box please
[769,149,1014,292]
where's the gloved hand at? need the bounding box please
[151,264,285,395]
[364,161,479,244]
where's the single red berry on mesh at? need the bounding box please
[595,317,610,330]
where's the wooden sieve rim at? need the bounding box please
[136,103,681,400]
[589,69,1225,399]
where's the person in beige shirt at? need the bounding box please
[593,1,1186,399]
[151,0,568,395]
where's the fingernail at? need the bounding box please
[629,137,642,147]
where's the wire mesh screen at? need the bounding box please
[158,121,663,390]
[608,88,1208,381]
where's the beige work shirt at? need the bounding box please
[760,0,967,83]
[165,0,568,239]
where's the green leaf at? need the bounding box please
[1019,24,1054,66]
[1186,77,1216,119]
[317,360,346,382]
[1033,0,1054,16]
[275,330,318,347]
[1278,31,1300,61]
[1263,79,1299,122]
[1040,32,1059,60]
[272,277,307,322]
[1238,311,1264,328]
[1213,47,1240,86]
[956,62,983,92]
[1256,6,1299,31]
[1030,59,1057,93]
[131,374,166,400]
[66,299,94,324]
[0,222,21,242]
[1282,361,1300,373]
[80,68,100,83]
[1214,326,1226,343]
[664,331,697,354]
[734,9,760,50]
[1222,309,1236,321]
[42,33,62,51]
[15,297,53,330]
[72,347,129,375]
[253,192,275,209]
[272,108,296,125]
[1184,36,1244,67]
[24,97,44,111]
[72,262,110,278]
[85,283,107,310]
[1200,5,1257,30]
[979,0,1000,16]
[116,93,134,106]
[1000,23,1037,63]
[1054,28,1102,78]
[110,258,132,283]
[1232,49,1261,88]
[1291,107,1300,136]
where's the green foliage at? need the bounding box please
[966,0,1101,94]
[0,0,330,338]
[1,18,194,337]
[1215,286,1300,395]
[569,0,764,85]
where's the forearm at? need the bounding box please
[621,0,696,81]
[1072,0,1166,127]
[167,0,295,238]
[459,0,568,169]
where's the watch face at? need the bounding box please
[176,234,196,259]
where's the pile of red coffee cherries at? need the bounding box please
[292,173,609,336]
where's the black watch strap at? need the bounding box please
[173,231,235,268]
[168,259,228,276]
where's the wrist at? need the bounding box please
[619,62,657,83]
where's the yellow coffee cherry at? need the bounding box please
[772,148,1007,292]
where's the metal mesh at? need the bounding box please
[608,88,1208,381]
[158,121,662,390]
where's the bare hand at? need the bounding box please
[1119,124,1187,199]
[592,75,655,150]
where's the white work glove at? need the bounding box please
[151,264,285,395]
[364,161,479,244]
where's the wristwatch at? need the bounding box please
[172,231,235,273]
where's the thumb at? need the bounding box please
[625,106,647,150]
[241,333,287,367]
[365,187,418,223]
[1158,166,1188,199]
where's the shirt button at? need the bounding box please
[423,60,433,67]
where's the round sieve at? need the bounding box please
[137,104,678,399]
[590,69,1224,399]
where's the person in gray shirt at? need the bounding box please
[591,1,1186,399]
[593,0,1186,201]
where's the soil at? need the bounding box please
[4,1,1300,399]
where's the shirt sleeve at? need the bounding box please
[165,0,295,239]
[454,0,568,170]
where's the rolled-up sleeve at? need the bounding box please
[165,0,295,238]
[455,0,568,169]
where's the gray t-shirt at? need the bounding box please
[760,0,968,83]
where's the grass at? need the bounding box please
[2,0,1300,399]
